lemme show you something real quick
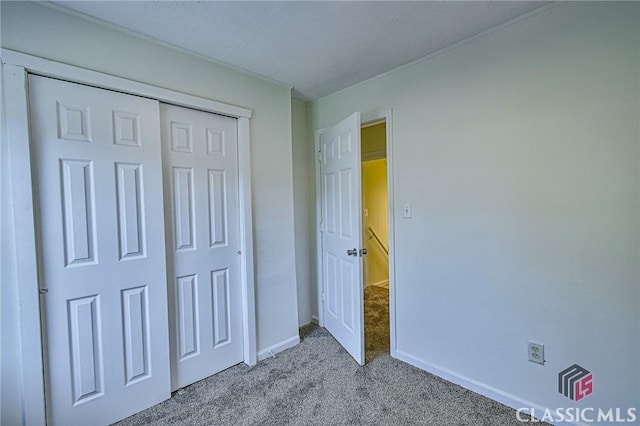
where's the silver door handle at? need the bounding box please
[360,248,368,256]
[347,248,358,256]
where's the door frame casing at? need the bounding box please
[2,49,258,424]
[315,108,396,359]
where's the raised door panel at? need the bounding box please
[211,269,231,347]
[67,295,104,405]
[121,286,151,385]
[207,170,228,248]
[116,163,146,260]
[172,167,196,252]
[57,102,92,142]
[60,159,97,267]
[339,168,354,239]
[176,274,200,360]
[325,253,339,318]
[113,111,142,147]
[170,122,193,153]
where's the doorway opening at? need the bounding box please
[315,109,394,366]
[361,121,390,363]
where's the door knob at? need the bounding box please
[360,248,368,256]
[347,248,357,256]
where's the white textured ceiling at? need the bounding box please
[52,1,547,101]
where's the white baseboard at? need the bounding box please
[394,349,580,426]
[257,335,300,361]
[311,315,319,324]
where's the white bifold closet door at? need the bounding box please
[29,75,171,425]
[160,104,243,390]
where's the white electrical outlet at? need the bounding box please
[528,341,545,365]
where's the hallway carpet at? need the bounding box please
[115,324,540,426]
[364,285,390,363]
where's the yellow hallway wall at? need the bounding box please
[362,159,388,287]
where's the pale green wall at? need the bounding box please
[292,98,315,325]
[310,2,639,415]
[1,2,299,422]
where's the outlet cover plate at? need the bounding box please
[528,341,545,365]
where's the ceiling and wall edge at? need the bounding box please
[309,2,558,106]
[40,1,557,105]
[40,0,295,94]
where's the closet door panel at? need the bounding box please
[29,75,170,426]
[161,104,243,390]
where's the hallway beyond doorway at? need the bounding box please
[364,285,390,363]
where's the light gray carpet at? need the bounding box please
[115,324,540,425]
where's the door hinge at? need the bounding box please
[317,151,322,162]
[321,291,325,302]
[319,221,324,233]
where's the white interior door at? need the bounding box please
[29,75,171,425]
[318,112,365,365]
[160,104,244,390]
